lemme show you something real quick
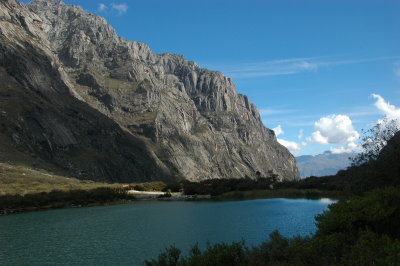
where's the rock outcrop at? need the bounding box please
[0,0,170,182]
[0,0,299,182]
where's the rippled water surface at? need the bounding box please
[0,198,335,265]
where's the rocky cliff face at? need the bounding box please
[0,0,299,182]
[0,0,170,182]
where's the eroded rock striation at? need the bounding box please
[0,0,299,182]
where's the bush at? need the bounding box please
[350,118,399,166]
[182,178,274,196]
[145,241,249,266]
[315,186,400,239]
[0,187,131,214]
[134,182,167,192]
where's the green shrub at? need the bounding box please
[0,187,131,214]
[145,241,249,266]
[134,182,167,192]
[315,187,400,239]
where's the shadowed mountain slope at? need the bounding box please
[0,0,299,182]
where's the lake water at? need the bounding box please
[0,198,335,265]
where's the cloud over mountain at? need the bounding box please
[277,138,306,154]
[97,3,128,15]
[98,3,106,11]
[309,114,359,152]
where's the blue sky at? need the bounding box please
[23,0,400,155]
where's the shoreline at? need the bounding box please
[0,188,344,216]
[0,199,133,216]
[214,188,348,201]
[127,190,212,200]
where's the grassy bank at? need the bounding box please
[0,162,136,214]
[0,162,119,195]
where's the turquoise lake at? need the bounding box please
[0,198,335,265]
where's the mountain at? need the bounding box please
[296,151,355,178]
[0,0,299,182]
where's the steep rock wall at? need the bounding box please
[0,0,299,182]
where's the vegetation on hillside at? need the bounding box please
[350,118,399,166]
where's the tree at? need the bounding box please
[350,118,399,166]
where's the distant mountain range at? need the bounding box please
[296,151,356,178]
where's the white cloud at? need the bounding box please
[204,56,400,79]
[273,125,284,137]
[111,3,128,14]
[273,126,308,155]
[293,61,318,70]
[259,108,297,116]
[330,146,356,154]
[310,131,328,144]
[216,57,320,78]
[277,138,307,155]
[309,114,359,150]
[372,94,400,123]
[98,3,107,11]
[298,129,304,139]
